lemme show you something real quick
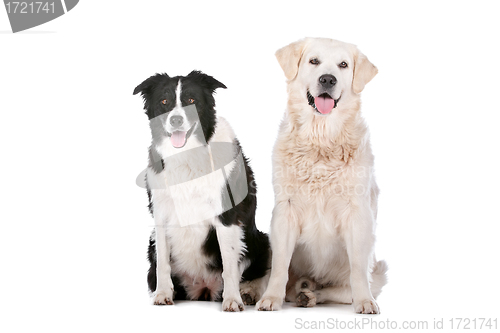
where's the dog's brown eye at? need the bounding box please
[309,58,320,65]
[188,98,195,104]
[339,61,348,69]
[161,99,167,105]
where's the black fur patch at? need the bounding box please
[202,226,223,272]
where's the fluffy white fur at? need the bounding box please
[256,38,388,314]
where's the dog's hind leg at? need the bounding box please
[303,260,388,305]
[147,231,157,293]
[294,277,318,307]
[293,277,351,307]
[314,285,353,304]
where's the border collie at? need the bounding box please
[134,70,270,311]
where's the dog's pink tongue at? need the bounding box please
[171,131,187,148]
[314,96,335,114]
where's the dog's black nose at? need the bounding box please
[170,115,184,127]
[319,74,337,88]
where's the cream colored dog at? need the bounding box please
[256,38,388,314]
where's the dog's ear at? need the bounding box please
[352,49,378,94]
[275,38,309,81]
[133,73,167,96]
[186,70,227,92]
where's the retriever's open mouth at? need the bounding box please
[167,122,197,148]
[307,91,341,114]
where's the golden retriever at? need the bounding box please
[256,38,388,314]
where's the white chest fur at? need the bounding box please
[147,117,238,279]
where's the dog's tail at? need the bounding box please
[370,259,388,299]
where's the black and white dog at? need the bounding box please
[134,71,270,311]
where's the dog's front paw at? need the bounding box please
[353,298,379,314]
[256,295,283,311]
[222,296,244,312]
[153,291,174,305]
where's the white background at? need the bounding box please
[1,1,499,332]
